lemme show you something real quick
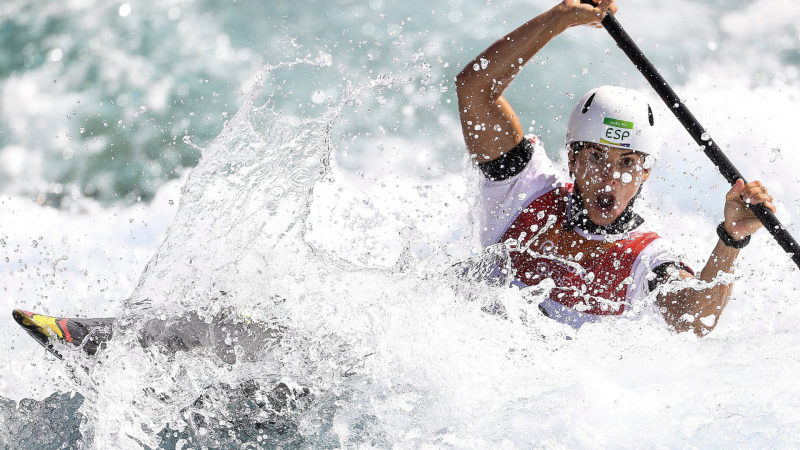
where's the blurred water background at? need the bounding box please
[2,0,800,448]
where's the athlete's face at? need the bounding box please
[568,143,652,226]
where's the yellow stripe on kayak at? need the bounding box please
[31,314,63,339]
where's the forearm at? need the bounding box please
[456,5,570,97]
[659,179,776,336]
[456,6,572,160]
[692,240,739,322]
[661,241,739,336]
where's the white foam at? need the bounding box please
[0,176,183,399]
[3,1,800,448]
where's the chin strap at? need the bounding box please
[566,184,644,235]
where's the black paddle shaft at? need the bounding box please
[581,2,800,269]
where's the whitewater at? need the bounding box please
[1,0,800,448]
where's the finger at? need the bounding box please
[741,185,772,204]
[726,179,745,201]
[744,180,763,189]
[747,193,769,204]
[748,192,775,207]
[597,0,614,19]
[607,0,618,15]
[744,199,777,215]
[741,181,764,195]
[742,185,766,199]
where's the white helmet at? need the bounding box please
[566,85,662,163]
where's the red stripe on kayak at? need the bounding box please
[59,319,72,343]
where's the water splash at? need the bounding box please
[124,52,340,319]
[73,55,524,448]
[6,1,800,447]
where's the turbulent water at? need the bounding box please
[2,0,800,448]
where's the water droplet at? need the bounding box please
[31,240,38,248]
[182,135,193,145]
[621,173,633,183]
[613,171,621,179]
[770,147,781,162]
[701,132,711,141]
[582,68,589,75]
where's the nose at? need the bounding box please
[599,162,617,183]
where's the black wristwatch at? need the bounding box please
[717,221,750,249]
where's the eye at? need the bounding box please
[588,151,604,163]
[619,157,636,168]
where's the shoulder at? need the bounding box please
[478,136,564,194]
[478,136,547,180]
[476,137,567,246]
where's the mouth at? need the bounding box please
[596,192,616,212]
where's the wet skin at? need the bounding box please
[568,143,651,226]
[456,0,780,335]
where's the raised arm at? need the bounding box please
[455,0,618,163]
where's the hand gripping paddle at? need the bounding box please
[581,0,800,269]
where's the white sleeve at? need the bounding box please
[623,237,691,321]
[478,137,566,247]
